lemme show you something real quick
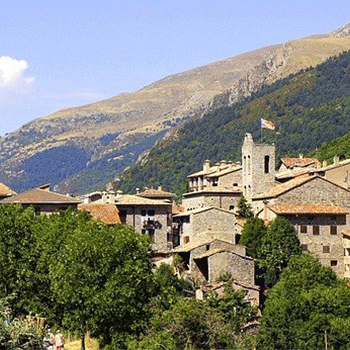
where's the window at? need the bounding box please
[141,209,146,216]
[313,225,320,235]
[323,245,330,253]
[184,236,190,244]
[301,244,308,252]
[331,260,338,267]
[330,215,337,221]
[264,155,270,174]
[206,244,210,251]
[148,209,155,216]
[229,205,235,211]
[183,216,190,223]
[212,177,218,186]
[233,183,238,187]
[300,225,307,234]
[330,226,337,235]
[248,155,251,175]
[235,234,241,245]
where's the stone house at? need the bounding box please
[0,184,80,214]
[259,203,348,277]
[278,156,320,172]
[187,160,242,192]
[173,237,255,286]
[311,156,350,190]
[173,206,237,246]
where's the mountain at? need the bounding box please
[2,23,350,194]
[117,49,350,196]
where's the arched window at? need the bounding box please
[264,155,270,174]
[248,155,251,175]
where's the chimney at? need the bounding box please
[299,154,303,159]
[219,160,227,170]
[203,160,210,172]
[136,188,140,195]
[102,191,108,203]
[158,185,162,191]
[322,160,328,167]
[334,155,339,166]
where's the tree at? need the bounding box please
[259,216,301,287]
[257,254,350,350]
[237,195,253,218]
[49,221,154,349]
[240,217,267,258]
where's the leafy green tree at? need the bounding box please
[237,195,253,218]
[240,217,267,258]
[49,221,154,349]
[0,205,37,314]
[129,280,258,350]
[257,254,350,350]
[259,216,301,288]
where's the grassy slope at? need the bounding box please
[118,50,350,195]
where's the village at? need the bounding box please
[1,132,350,310]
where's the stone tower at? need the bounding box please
[242,133,276,201]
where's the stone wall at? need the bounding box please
[183,192,240,212]
[209,251,255,285]
[287,213,347,278]
[191,208,236,241]
[276,177,350,209]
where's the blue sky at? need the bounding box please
[0,0,349,136]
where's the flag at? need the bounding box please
[261,118,276,130]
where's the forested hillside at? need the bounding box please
[118,50,350,195]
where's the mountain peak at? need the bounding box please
[330,22,350,38]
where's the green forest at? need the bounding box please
[118,50,350,196]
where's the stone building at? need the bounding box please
[311,156,350,190]
[187,160,242,192]
[242,133,276,200]
[278,156,320,172]
[173,206,237,246]
[0,184,80,214]
[84,190,173,253]
[173,237,255,286]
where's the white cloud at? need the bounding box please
[0,56,35,91]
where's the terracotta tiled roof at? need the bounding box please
[78,203,121,225]
[253,175,316,199]
[114,194,171,206]
[0,183,17,197]
[0,188,80,204]
[139,187,174,199]
[173,237,235,252]
[281,157,319,168]
[267,204,348,214]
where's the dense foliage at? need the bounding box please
[129,275,257,350]
[0,205,154,349]
[119,50,350,195]
[257,254,350,350]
